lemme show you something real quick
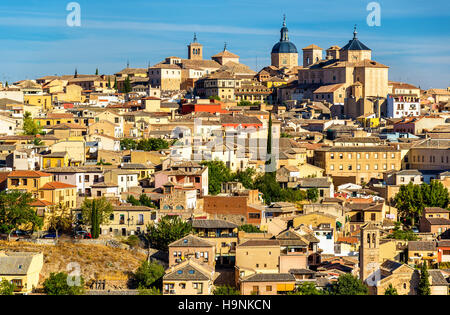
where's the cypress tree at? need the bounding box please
[95,68,99,76]
[418,263,431,295]
[265,112,274,174]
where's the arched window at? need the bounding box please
[372,233,376,245]
[367,233,371,246]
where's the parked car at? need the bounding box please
[412,227,419,233]
[42,233,57,239]
[11,230,32,239]
[74,231,92,239]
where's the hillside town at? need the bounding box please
[0,17,449,296]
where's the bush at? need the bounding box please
[43,272,85,295]
[0,280,15,295]
[123,235,141,248]
[134,261,165,289]
[213,285,240,295]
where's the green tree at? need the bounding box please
[201,160,232,195]
[288,282,323,295]
[95,68,99,75]
[231,168,256,190]
[107,76,111,89]
[0,279,15,295]
[120,138,138,150]
[80,198,113,239]
[418,263,431,295]
[33,137,43,146]
[384,284,398,295]
[137,138,170,152]
[265,112,273,172]
[238,100,253,107]
[330,274,368,295]
[213,285,240,295]
[209,95,221,101]
[307,188,319,203]
[145,216,192,251]
[46,204,73,240]
[394,182,425,226]
[238,224,262,233]
[138,286,162,295]
[123,235,141,248]
[134,260,165,289]
[0,191,43,241]
[43,272,85,295]
[113,77,118,90]
[394,181,449,227]
[127,195,141,206]
[122,76,132,94]
[139,194,155,208]
[421,180,449,210]
[22,112,42,136]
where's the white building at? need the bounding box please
[387,94,420,118]
[313,224,335,255]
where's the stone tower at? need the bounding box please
[302,44,323,68]
[188,33,203,61]
[359,222,380,284]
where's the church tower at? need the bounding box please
[359,222,380,284]
[271,15,298,69]
[188,33,203,61]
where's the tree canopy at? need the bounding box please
[329,274,368,295]
[146,216,192,251]
[22,112,42,136]
[288,282,323,295]
[120,138,170,152]
[394,181,449,226]
[43,272,85,295]
[80,198,113,239]
[418,263,431,295]
[213,285,240,295]
[0,280,15,295]
[134,260,165,289]
[0,191,43,239]
[384,284,398,295]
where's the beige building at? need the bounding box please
[297,27,389,119]
[0,252,44,295]
[314,146,402,184]
[148,64,182,91]
[163,259,214,295]
[168,235,215,268]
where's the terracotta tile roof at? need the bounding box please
[46,113,75,119]
[30,199,54,207]
[40,181,77,190]
[8,170,52,178]
[212,50,240,58]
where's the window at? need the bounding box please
[266,286,272,292]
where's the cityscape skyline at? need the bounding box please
[0,0,449,89]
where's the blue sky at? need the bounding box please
[0,0,449,89]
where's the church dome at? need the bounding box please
[272,41,298,54]
[271,17,298,54]
[341,26,371,51]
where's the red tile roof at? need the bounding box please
[40,182,77,190]
[30,200,54,207]
[8,170,53,178]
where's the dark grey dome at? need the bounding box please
[272,18,298,54]
[272,41,298,54]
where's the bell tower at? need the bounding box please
[359,222,380,284]
[188,33,203,61]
